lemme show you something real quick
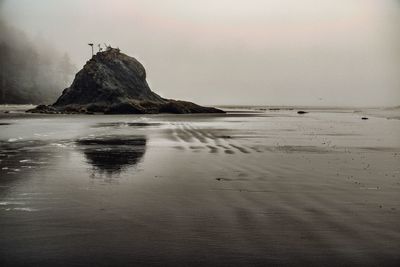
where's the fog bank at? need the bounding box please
[0,1,76,104]
[2,0,400,106]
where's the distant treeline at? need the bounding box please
[0,20,76,104]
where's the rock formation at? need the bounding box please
[28,48,224,114]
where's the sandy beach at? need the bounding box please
[0,106,399,266]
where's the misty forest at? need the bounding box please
[0,19,76,104]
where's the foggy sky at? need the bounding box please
[2,0,400,106]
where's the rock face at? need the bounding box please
[28,48,224,114]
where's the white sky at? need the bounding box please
[2,0,400,106]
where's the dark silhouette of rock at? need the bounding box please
[28,48,224,114]
[362,117,368,120]
[297,111,308,114]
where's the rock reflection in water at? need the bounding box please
[76,135,147,176]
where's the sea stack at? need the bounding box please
[28,48,224,114]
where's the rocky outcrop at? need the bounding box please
[28,48,224,114]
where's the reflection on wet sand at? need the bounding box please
[76,135,147,176]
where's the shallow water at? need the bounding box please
[0,106,399,266]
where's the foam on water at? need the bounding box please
[0,201,25,205]
[4,207,38,212]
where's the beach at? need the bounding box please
[0,106,399,266]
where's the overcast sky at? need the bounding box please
[2,0,400,106]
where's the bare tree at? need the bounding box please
[88,43,94,57]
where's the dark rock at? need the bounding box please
[104,102,146,114]
[27,104,57,114]
[297,111,308,114]
[28,48,224,114]
[216,177,232,181]
[362,117,369,120]
[159,100,223,114]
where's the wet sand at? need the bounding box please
[0,106,399,266]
